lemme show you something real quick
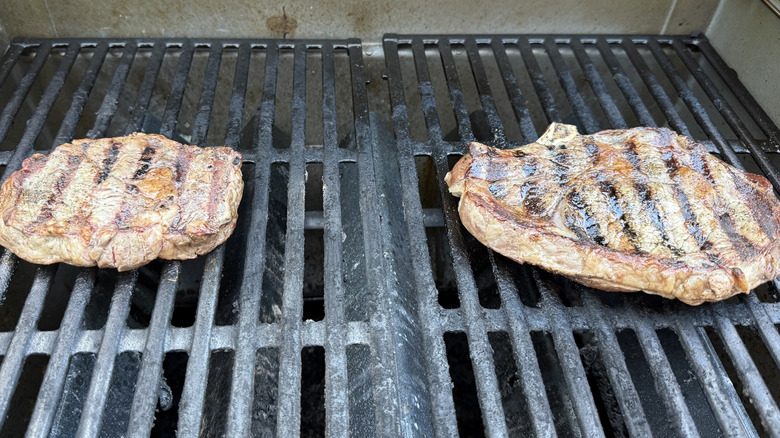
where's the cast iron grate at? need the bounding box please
[0,38,391,438]
[0,33,777,437]
[381,34,780,437]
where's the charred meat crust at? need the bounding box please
[445,123,780,305]
[0,133,244,271]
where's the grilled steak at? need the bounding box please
[0,133,243,271]
[445,123,780,305]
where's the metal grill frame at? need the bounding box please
[0,33,776,437]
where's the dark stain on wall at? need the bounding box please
[266,7,298,38]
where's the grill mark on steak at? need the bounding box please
[521,158,537,178]
[133,146,157,180]
[114,144,162,229]
[566,189,606,246]
[6,155,47,223]
[662,151,709,249]
[624,140,683,256]
[170,146,194,232]
[634,181,683,256]
[696,158,763,260]
[519,180,545,216]
[719,212,756,259]
[96,140,121,185]
[726,166,778,239]
[25,154,84,232]
[584,139,601,164]
[550,149,569,181]
[598,180,640,251]
[206,156,229,229]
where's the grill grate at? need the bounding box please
[382,34,780,437]
[0,34,777,437]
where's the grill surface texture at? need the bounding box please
[0,34,778,437]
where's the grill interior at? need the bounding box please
[0,34,779,437]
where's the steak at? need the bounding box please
[445,123,780,305]
[0,133,243,271]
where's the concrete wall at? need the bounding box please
[0,0,718,41]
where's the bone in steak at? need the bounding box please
[445,123,780,305]
[0,133,243,271]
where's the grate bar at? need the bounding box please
[382,36,459,437]
[538,284,606,436]
[0,42,23,87]
[176,249,226,438]
[743,294,780,369]
[2,320,374,357]
[438,39,475,142]
[321,43,350,437]
[625,301,699,436]
[75,270,138,437]
[464,38,506,143]
[411,39,443,141]
[53,42,110,145]
[25,269,95,437]
[205,40,251,437]
[569,39,627,129]
[516,39,561,124]
[256,43,280,152]
[490,39,538,141]
[544,39,600,133]
[675,320,755,436]
[0,42,52,146]
[595,38,656,127]
[488,255,559,436]
[581,293,652,435]
[0,266,55,428]
[17,44,80,152]
[224,43,251,146]
[125,42,167,135]
[713,313,780,433]
[126,262,180,437]
[0,249,17,309]
[272,42,308,438]
[385,40,413,144]
[188,45,223,146]
[158,42,194,138]
[357,39,417,435]
[86,42,138,139]
[222,41,279,438]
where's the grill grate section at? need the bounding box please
[0,34,777,437]
[0,38,390,438]
[382,34,780,437]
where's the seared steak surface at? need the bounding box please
[445,123,780,305]
[0,133,243,271]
